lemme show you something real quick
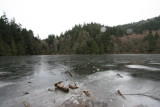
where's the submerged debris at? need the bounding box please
[82,90,90,96]
[48,88,54,91]
[19,90,29,95]
[24,92,29,95]
[54,81,69,92]
[117,73,123,78]
[132,73,138,77]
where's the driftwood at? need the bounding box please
[23,101,29,107]
[54,81,69,92]
[82,90,90,96]
[117,73,123,78]
[54,81,63,86]
[117,90,126,99]
[55,84,69,92]
[69,84,78,89]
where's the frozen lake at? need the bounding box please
[0,54,160,107]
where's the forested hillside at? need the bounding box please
[45,15,160,54]
[0,14,48,55]
[0,14,160,55]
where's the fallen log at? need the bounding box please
[54,81,69,92]
[54,81,63,86]
[117,90,126,99]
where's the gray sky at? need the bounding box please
[0,0,160,39]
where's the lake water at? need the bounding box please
[0,54,160,107]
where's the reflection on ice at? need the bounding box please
[87,70,132,82]
[126,65,160,71]
[0,82,13,88]
[86,70,160,107]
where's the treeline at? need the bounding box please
[45,15,160,54]
[0,14,160,55]
[0,14,48,56]
[45,23,113,54]
[112,31,160,53]
[117,16,160,34]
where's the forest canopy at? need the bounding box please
[0,14,160,56]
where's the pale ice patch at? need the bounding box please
[0,82,14,88]
[106,64,115,67]
[150,63,160,65]
[114,60,130,64]
[100,26,106,33]
[126,65,160,71]
[96,68,100,71]
[87,70,132,82]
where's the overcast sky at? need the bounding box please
[0,0,160,39]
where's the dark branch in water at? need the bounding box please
[117,90,126,99]
[117,88,160,102]
[62,96,76,105]
[117,73,123,78]
[66,71,73,77]
[19,91,29,95]
[123,93,160,102]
